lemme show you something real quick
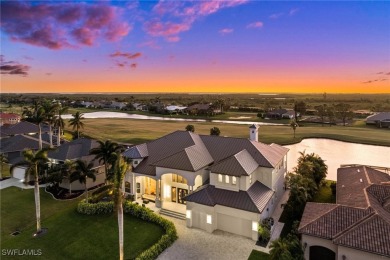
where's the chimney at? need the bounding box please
[249,124,259,142]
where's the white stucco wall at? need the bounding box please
[302,234,337,260]
[156,166,205,187]
[211,172,239,191]
[59,166,106,191]
[255,167,273,189]
[337,245,386,260]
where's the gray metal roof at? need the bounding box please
[0,121,50,136]
[366,112,390,122]
[185,181,274,213]
[0,134,50,153]
[210,149,258,176]
[48,138,99,161]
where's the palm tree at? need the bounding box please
[42,100,58,148]
[0,153,9,180]
[290,119,298,138]
[269,238,293,260]
[73,159,96,200]
[11,149,49,234]
[112,153,130,260]
[90,140,121,182]
[22,102,47,150]
[69,111,85,139]
[62,160,75,195]
[54,105,68,145]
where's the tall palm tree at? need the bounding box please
[290,119,298,138]
[90,140,121,182]
[62,160,75,195]
[22,101,46,150]
[69,111,85,139]
[42,100,58,148]
[73,159,96,200]
[11,149,49,234]
[0,153,9,180]
[54,105,68,146]
[112,153,130,260]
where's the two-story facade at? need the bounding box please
[123,125,288,240]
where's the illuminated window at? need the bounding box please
[249,174,252,184]
[225,175,229,184]
[206,214,212,224]
[232,176,236,185]
[218,174,223,182]
[186,210,192,219]
[172,174,188,184]
[252,221,258,231]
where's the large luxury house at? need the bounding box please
[123,125,288,240]
[299,166,390,260]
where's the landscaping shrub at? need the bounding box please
[330,181,337,196]
[92,184,113,196]
[77,199,114,215]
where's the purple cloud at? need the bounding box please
[0,2,131,49]
[269,13,284,19]
[219,28,234,35]
[289,8,299,16]
[0,55,30,76]
[247,21,264,29]
[110,51,142,59]
[144,0,248,42]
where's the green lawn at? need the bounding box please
[248,250,270,260]
[1,187,164,259]
[65,118,390,146]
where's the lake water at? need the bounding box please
[285,139,390,181]
[63,111,284,126]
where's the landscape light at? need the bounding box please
[186,210,191,219]
[206,214,212,224]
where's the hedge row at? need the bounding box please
[77,200,114,215]
[77,200,178,260]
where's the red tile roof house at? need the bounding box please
[123,125,289,240]
[299,166,390,260]
[0,112,21,126]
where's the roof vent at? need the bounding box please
[357,169,360,172]
[360,178,363,183]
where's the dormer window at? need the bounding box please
[232,176,237,185]
[225,175,229,184]
[134,161,138,165]
[218,174,223,182]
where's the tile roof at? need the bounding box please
[123,131,288,176]
[48,138,99,161]
[366,112,390,122]
[0,134,50,153]
[210,149,258,176]
[300,166,390,257]
[337,166,390,208]
[185,181,274,213]
[0,113,21,119]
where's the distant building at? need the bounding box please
[299,166,390,260]
[0,112,21,126]
[165,105,187,114]
[185,103,221,115]
[366,112,390,127]
[265,109,297,119]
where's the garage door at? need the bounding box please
[12,167,26,180]
[217,213,252,238]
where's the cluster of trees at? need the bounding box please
[315,103,354,126]
[268,151,328,259]
[185,124,221,136]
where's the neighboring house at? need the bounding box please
[366,112,390,127]
[0,121,49,137]
[133,103,148,111]
[123,125,289,240]
[110,101,127,110]
[165,105,187,114]
[48,138,106,191]
[0,112,21,126]
[265,109,297,119]
[299,166,390,260]
[0,134,51,180]
[80,101,94,108]
[185,103,221,115]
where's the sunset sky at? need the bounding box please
[1,0,389,93]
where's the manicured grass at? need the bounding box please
[248,250,270,260]
[311,180,336,204]
[65,118,390,146]
[1,187,164,259]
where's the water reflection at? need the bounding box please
[285,139,390,181]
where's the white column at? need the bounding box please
[132,173,136,196]
[155,179,162,208]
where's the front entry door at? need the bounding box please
[178,188,188,204]
[171,187,177,202]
